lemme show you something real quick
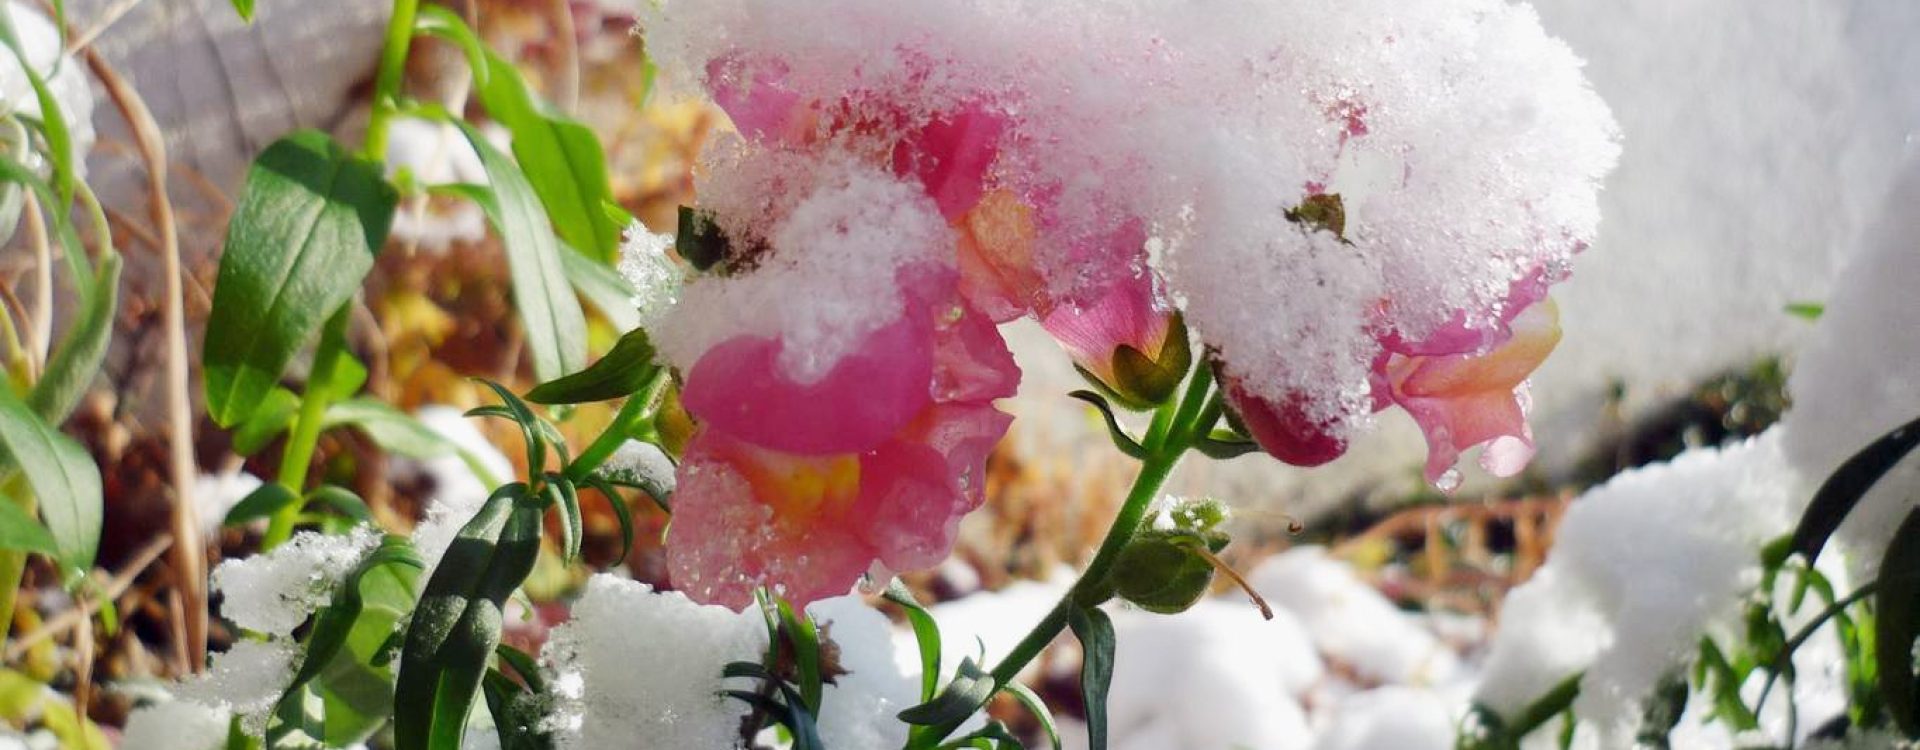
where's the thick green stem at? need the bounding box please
[264,306,351,548]
[922,366,1217,745]
[361,0,423,163]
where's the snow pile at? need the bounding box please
[807,596,920,750]
[209,525,381,637]
[639,0,1617,444]
[118,699,232,750]
[542,575,927,749]
[1104,600,1318,750]
[541,575,769,748]
[1251,547,1461,687]
[645,155,950,383]
[171,639,300,736]
[1782,159,1920,574]
[1474,431,1804,738]
[616,225,685,329]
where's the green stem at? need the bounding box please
[566,373,667,482]
[0,475,33,642]
[921,366,1216,746]
[264,306,351,548]
[361,0,423,163]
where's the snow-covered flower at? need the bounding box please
[668,268,1016,608]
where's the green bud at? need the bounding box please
[1109,530,1221,615]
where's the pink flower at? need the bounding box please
[1378,298,1562,485]
[1220,379,1349,468]
[1040,271,1190,409]
[667,274,1019,609]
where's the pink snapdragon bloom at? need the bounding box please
[666,272,1018,609]
[1379,298,1562,484]
[1040,271,1190,409]
[706,53,1007,221]
[1220,379,1349,468]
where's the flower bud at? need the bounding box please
[1043,276,1191,410]
[1109,530,1221,615]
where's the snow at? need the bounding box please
[209,525,380,637]
[1474,430,1806,740]
[1312,686,1456,750]
[1250,547,1460,687]
[1103,600,1318,750]
[172,639,299,736]
[617,225,685,330]
[807,596,920,750]
[640,0,1616,439]
[193,469,263,537]
[119,699,232,750]
[1782,157,1920,574]
[648,156,948,384]
[541,575,769,749]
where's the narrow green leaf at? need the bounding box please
[223,483,301,527]
[204,130,396,427]
[0,152,89,292]
[0,499,57,556]
[1784,302,1825,321]
[1790,414,1920,564]
[0,390,98,572]
[1066,391,1147,460]
[778,598,824,712]
[394,485,544,750]
[1877,507,1920,734]
[558,240,641,331]
[1003,681,1060,750]
[0,7,74,209]
[269,536,424,747]
[899,657,996,727]
[469,381,547,476]
[306,486,375,525]
[231,387,300,457]
[1067,606,1115,750]
[229,0,255,20]
[544,474,582,563]
[324,398,456,459]
[526,328,658,405]
[883,579,944,703]
[579,476,635,564]
[446,127,588,383]
[28,252,118,424]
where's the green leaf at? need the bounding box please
[0,152,89,292]
[233,388,300,457]
[270,536,425,747]
[1067,606,1115,750]
[543,473,582,563]
[0,7,75,210]
[306,486,375,525]
[0,390,99,572]
[526,328,659,405]
[1784,302,1825,321]
[1789,414,1920,564]
[446,125,589,383]
[558,241,641,331]
[777,598,824,712]
[28,252,118,424]
[324,398,455,459]
[469,381,548,476]
[419,6,624,264]
[0,499,57,556]
[1877,507,1920,735]
[578,475,635,564]
[229,0,254,20]
[1066,391,1146,460]
[394,484,544,750]
[898,657,995,727]
[222,483,300,527]
[204,130,396,427]
[1003,681,1060,750]
[884,579,944,704]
